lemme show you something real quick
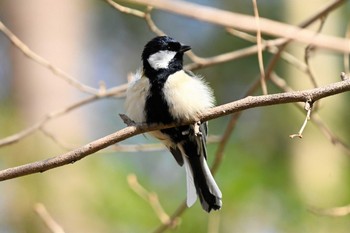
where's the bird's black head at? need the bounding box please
[142,36,191,78]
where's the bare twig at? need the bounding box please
[105,0,165,36]
[289,100,313,138]
[226,28,308,74]
[309,204,350,217]
[344,23,350,73]
[0,84,127,147]
[304,16,327,88]
[0,79,350,181]
[34,203,65,233]
[0,20,98,95]
[105,0,145,17]
[40,128,75,150]
[207,212,220,233]
[185,40,284,71]
[252,0,267,95]
[127,174,175,226]
[145,6,165,36]
[152,202,187,233]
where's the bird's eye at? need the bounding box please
[167,42,180,51]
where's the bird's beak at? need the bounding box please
[180,44,191,53]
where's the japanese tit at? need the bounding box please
[125,36,222,212]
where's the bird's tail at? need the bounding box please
[183,151,222,212]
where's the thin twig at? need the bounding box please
[252,0,267,95]
[127,174,174,226]
[289,100,313,138]
[105,0,165,36]
[226,28,308,73]
[309,204,350,217]
[152,202,187,233]
[105,0,145,17]
[145,6,165,36]
[0,20,98,95]
[185,40,285,71]
[34,203,65,233]
[40,128,75,150]
[304,16,327,88]
[344,23,350,74]
[207,212,220,233]
[0,84,127,147]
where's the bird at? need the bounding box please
[125,36,222,212]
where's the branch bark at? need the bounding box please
[0,78,349,182]
[124,0,350,53]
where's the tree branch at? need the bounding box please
[0,20,99,95]
[124,0,350,53]
[0,78,349,182]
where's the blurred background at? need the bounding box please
[0,0,350,232]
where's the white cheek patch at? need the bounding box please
[147,50,176,70]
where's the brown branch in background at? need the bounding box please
[185,38,293,71]
[309,204,350,217]
[226,28,308,73]
[207,212,220,233]
[127,174,177,227]
[0,79,350,182]
[34,203,65,233]
[344,23,350,74]
[105,0,165,36]
[252,0,267,95]
[304,16,327,88]
[144,6,165,36]
[0,20,98,95]
[105,0,145,17]
[126,0,350,53]
[0,84,127,147]
[40,128,75,151]
[152,202,187,233]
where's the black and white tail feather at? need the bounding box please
[179,123,222,212]
[125,36,222,212]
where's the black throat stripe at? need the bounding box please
[145,77,174,125]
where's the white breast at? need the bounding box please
[124,70,149,123]
[163,70,215,121]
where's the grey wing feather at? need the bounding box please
[199,122,208,159]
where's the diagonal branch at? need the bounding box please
[124,0,350,53]
[0,78,350,182]
[0,20,99,95]
[0,84,127,147]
